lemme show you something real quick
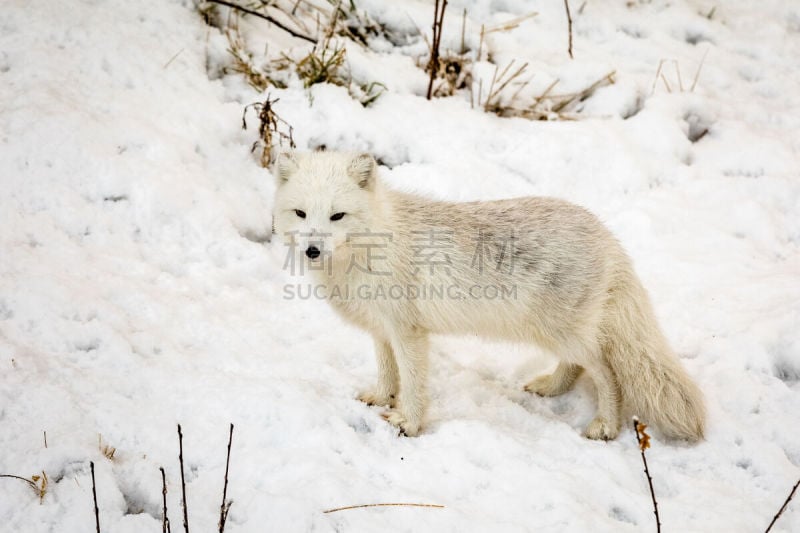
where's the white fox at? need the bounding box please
[273,151,705,441]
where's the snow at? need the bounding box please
[1,0,799,531]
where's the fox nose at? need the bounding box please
[305,245,321,259]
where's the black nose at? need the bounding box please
[305,245,321,259]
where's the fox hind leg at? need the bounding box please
[527,336,621,440]
[581,358,622,440]
[525,362,583,397]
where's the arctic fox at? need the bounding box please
[273,151,705,441]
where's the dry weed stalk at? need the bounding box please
[323,502,445,513]
[210,1,386,107]
[765,477,800,533]
[242,96,296,167]
[484,70,615,120]
[426,0,448,100]
[633,418,661,533]
[177,425,190,533]
[225,24,282,91]
[91,462,100,533]
[478,12,538,61]
[1,472,48,503]
[160,467,172,533]
[651,50,708,95]
[217,424,235,533]
[564,0,574,58]
[482,59,529,112]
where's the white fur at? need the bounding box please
[273,151,706,441]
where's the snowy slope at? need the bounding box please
[1,0,799,531]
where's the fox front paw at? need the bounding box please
[380,409,420,437]
[524,374,562,397]
[357,390,395,407]
[584,416,620,441]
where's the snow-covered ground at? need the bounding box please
[1,0,799,531]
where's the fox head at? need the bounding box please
[272,151,378,270]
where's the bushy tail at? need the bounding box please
[601,271,705,441]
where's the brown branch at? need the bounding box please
[323,503,445,514]
[218,424,234,533]
[765,477,800,532]
[161,467,171,533]
[178,425,190,533]
[91,461,100,533]
[633,418,661,533]
[204,0,317,44]
[564,0,573,59]
[426,0,448,100]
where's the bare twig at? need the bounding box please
[323,503,445,513]
[218,424,235,533]
[91,462,100,533]
[765,478,800,532]
[426,0,448,100]
[43,431,47,449]
[204,0,316,44]
[161,467,171,533]
[459,8,467,55]
[178,425,190,533]
[0,474,39,492]
[633,418,661,533]
[564,0,574,58]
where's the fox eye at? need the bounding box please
[294,210,306,219]
[330,212,346,221]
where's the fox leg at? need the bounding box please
[381,327,429,436]
[524,362,583,396]
[358,338,399,407]
[582,358,621,440]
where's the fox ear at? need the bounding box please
[348,153,375,189]
[276,151,299,183]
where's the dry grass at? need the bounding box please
[98,434,116,461]
[650,49,709,95]
[243,96,296,167]
[204,0,386,107]
[1,471,48,503]
[225,29,282,91]
[480,69,616,120]
[293,37,347,88]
